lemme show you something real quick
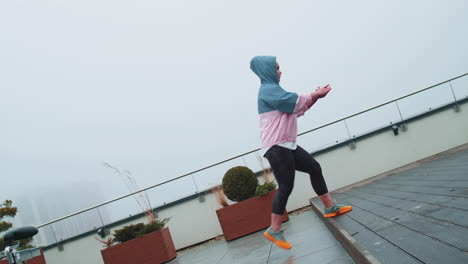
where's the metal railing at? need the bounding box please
[33,72,468,247]
[299,73,467,137]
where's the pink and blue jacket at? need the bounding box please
[250,56,312,148]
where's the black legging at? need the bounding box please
[264,145,328,215]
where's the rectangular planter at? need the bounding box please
[101,227,176,264]
[216,190,289,241]
[0,248,46,264]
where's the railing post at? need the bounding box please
[97,207,105,227]
[344,119,351,139]
[96,207,110,238]
[242,156,247,167]
[343,119,356,150]
[49,225,64,251]
[395,101,408,131]
[190,173,199,194]
[449,81,460,112]
[395,101,404,121]
[191,173,205,202]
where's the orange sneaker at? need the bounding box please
[263,227,292,250]
[324,204,353,218]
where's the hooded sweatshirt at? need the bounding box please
[250,56,312,149]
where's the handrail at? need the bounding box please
[299,72,467,136]
[36,72,467,229]
[36,148,261,228]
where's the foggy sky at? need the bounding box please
[1,0,468,225]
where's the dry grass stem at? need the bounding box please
[103,162,157,223]
[210,185,228,208]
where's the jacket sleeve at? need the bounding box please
[293,94,313,117]
[265,88,299,114]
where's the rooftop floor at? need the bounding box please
[169,210,354,264]
[313,146,468,264]
[168,145,468,264]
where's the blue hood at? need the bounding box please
[250,56,278,84]
[251,56,298,114]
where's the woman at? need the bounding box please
[250,56,352,250]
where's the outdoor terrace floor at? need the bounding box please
[169,209,354,264]
[312,146,468,264]
[169,144,468,264]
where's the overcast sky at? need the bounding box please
[2,0,468,224]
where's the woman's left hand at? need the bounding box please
[314,84,332,98]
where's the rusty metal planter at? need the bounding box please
[101,227,176,264]
[216,190,289,241]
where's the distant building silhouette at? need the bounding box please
[12,181,110,246]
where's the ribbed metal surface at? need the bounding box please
[360,194,443,215]
[426,208,468,228]
[334,215,423,264]
[444,197,468,210]
[348,198,468,250]
[379,225,468,264]
[369,184,468,197]
[320,147,468,263]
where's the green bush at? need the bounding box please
[113,223,145,243]
[222,166,258,202]
[139,218,170,236]
[113,218,170,243]
[256,182,277,197]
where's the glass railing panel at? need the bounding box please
[345,103,402,137]
[450,77,468,101]
[192,158,245,192]
[396,82,454,119]
[298,121,350,153]
[144,175,197,206]
[239,150,269,175]
[36,208,103,246]
[97,196,145,225]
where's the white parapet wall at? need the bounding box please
[42,101,468,264]
[286,102,468,211]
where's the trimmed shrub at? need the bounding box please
[138,218,170,236]
[256,182,277,197]
[222,166,258,202]
[113,218,170,243]
[113,223,145,243]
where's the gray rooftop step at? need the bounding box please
[310,148,468,264]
